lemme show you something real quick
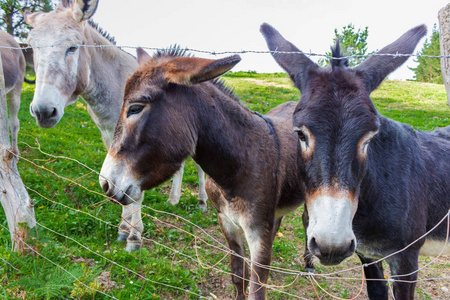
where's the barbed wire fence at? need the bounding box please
[3,43,450,59]
[0,43,449,299]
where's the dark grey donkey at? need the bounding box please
[262,23,450,300]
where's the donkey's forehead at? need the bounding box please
[294,70,379,132]
[124,67,164,102]
[29,8,83,42]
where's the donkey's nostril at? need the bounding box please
[344,239,356,257]
[101,181,110,194]
[309,237,321,257]
[50,107,58,118]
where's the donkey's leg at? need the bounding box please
[387,249,420,300]
[301,209,315,273]
[6,82,22,159]
[217,213,248,300]
[125,195,144,252]
[195,162,208,212]
[271,217,283,242]
[167,160,185,205]
[357,253,388,300]
[244,221,275,300]
[118,205,132,242]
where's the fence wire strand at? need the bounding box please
[2,44,450,60]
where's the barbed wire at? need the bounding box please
[1,44,450,60]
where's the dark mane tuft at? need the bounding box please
[330,40,348,69]
[212,78,242,105]
[153,45,193,59]
[87,20,116,45]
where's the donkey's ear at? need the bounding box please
[260,23,318,91]
[72,0,99,22]
[136,48,152,65]
[354,24,427,92]
[23,10,43,27]
[164,55,241,86]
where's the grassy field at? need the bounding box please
[0,72,449,299]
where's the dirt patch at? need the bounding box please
[96,271,124,290]
[241,78,292,89]
[71,257,96,267]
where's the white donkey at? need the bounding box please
[24,0,207,251]
[0,30,27,159]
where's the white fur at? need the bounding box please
[307,194,357,250]
[274,204,301,219]
[420,239,450,256]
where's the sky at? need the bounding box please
[91,0,449,80]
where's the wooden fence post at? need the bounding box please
[0,48,36,252]
[439,3,450,107]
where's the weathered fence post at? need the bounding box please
[0,48,36,252]
[439,3,450,107]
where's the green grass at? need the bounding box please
[0,72,449,299]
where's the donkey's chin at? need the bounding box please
[108,184,142,206]
[35,116,62,128]
[100,178,143,206]
[316,252,353,266]
[30,106,64,128]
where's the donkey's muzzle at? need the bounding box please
[308,237,356,265]
[100,179,133,206]
[30,104,59,128]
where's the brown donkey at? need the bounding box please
[99,48,304,299]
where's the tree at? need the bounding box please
[410,25,442,84]
[0,0,56,40]
[319,23,370,67]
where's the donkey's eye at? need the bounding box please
[66,46,78,55]
[127,105,144,117]
[359,130,378,156]
[297,131,306,142]
[294,126,314,156]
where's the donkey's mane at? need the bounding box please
[330,41,349,69]
[211,78,243,106]
[87,20,116,45]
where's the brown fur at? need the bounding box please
[101,50,305,299]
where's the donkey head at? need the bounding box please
[261,23,426,265]
[24,0,99,128]
[99,48,241,205]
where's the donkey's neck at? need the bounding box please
[191,83,278,192]
[80,25,138,147]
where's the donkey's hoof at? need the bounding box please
[305,267,316,274]
[167,197,180,206]
[117,232,129,242]
[125,242,141,252]
[197,200,207,212]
